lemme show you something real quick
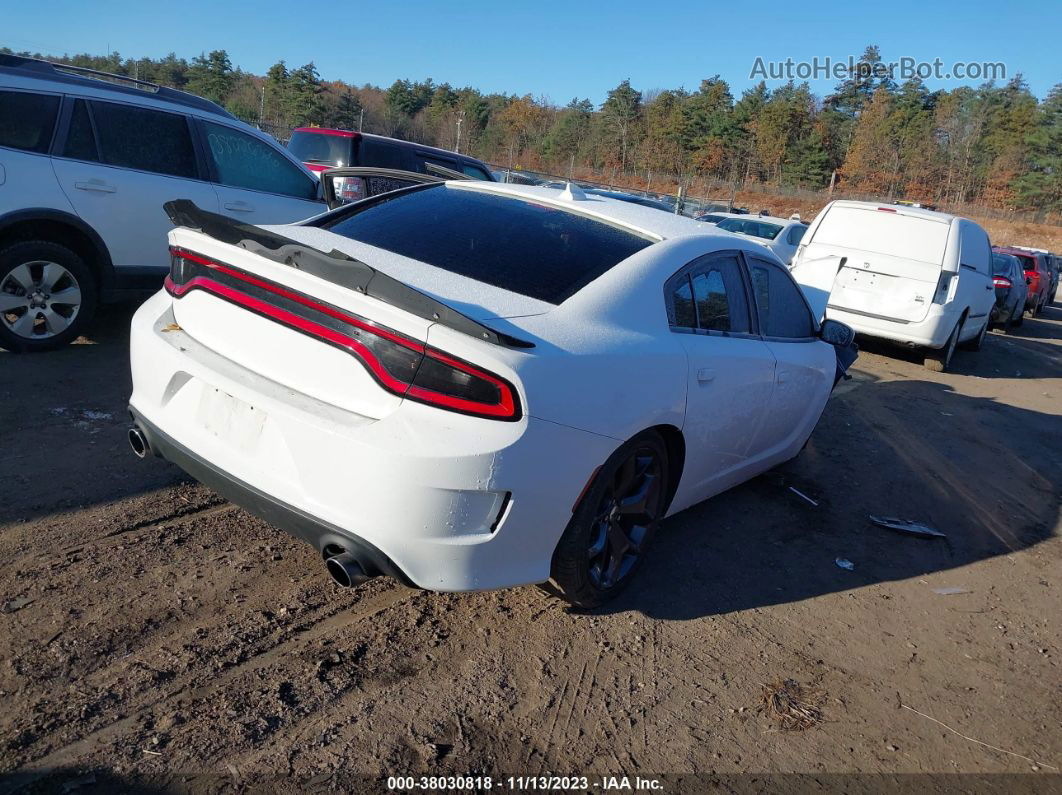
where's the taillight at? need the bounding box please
[166,248,520,421]
[932,272,954,304]
[993,276,1012,289]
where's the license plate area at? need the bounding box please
[197,385,267,452]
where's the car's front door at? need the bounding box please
[50,98,220,274]
[197,119,325,224]
[668,252,776,504]
[745,255,835,463]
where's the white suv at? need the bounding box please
[0,55,325,351]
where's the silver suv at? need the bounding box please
[0,55,326,351]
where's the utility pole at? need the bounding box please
[568,153,575,180]
[455,112,463,154]
[259,85,265,125]
[358,107,364,132]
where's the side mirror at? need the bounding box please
[820,318,855,348]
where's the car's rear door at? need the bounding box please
[196,119,324,224]
[50,97,220,275]
[745,255,834,462]
[668,251,776,502]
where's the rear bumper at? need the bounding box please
[130,407,413,584]
[128,290,617,592]
[824,304,955,349]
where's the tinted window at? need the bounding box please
[461,164,491,180]
[422,155,459,173]
[672,278,695,328]
[323,185,653,304]
[89,101,196,178]
[357,138,408,169]
[748,257,815,338]
[717,218,783,240]
[992,253,1018,276]
[0,90,60,154]
[287,130,352,166]
[202,121,316,199]
[63,99,98,161]
[786,225,807,245]
[667,255,750,334]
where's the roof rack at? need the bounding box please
[0,53,235,120]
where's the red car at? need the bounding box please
[993,246,1052,316]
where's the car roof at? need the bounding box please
[291,127,489,164]
[450,182,725,241]
[828,199,958,224]
[0,53,235,121]
[720,214,793,227]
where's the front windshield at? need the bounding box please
[717,218,783,240]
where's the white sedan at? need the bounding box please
[128,183,856,607]
[715,214,809,265]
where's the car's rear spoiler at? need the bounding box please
[164,199,534,349]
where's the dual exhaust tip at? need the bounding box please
[128,423,372,589]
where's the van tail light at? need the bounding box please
[992,276,1012,289]
[166,247,520,421]
[932,272,954,304]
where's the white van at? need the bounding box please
[790,200,995,371]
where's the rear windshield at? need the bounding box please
[717,218,783,240]
[322,185,654,304]
[288,131,351,166]
[992,253,1017,275]
[812,206,949,264]
[1012,253,1036,272]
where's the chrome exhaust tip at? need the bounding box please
[128,426,149,459]
[325,551,372,588]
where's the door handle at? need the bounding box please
[777,370,790,383]
[985,284,993,290]
[224,201,254,212]
[74,180,116,193]
[696,368,716,383]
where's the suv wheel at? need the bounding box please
[0,241,97,352]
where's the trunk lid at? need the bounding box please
[167,227,434,420]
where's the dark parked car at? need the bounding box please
[994,246,1052,316]
[288,128,494,201]
[989,251,1028,330]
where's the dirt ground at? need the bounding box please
[1,293,1060,792]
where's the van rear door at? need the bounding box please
[798,205,951,324]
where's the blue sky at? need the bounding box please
[5,0,1059,103]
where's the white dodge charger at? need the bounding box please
[128,182,856,607]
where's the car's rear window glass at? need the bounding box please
[323,185,655,304]
[0,90,60,154]
[992,253,1016,275]
[288,131,351,166]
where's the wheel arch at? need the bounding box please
[0,209,114,292]
[646,423,685,513]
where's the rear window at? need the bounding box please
[717,218,783,240]
[812,206,949,264]
[0,90,60,154]
[1012,254,1036,272]
[992,253,1017,275]
[323,185,654,304]
[288,131,352,167]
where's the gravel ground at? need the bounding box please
[1,296,1060,792]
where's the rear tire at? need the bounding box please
[959,317,988,351]
[1012,307,1025,328]
[924,318,961,372]
[548,430,670,608]
[0,240,97,353]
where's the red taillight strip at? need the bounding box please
[173,248,423,353]
[166,249,520,420]
[166,274,413,394]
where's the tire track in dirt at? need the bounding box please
[7,583,413,787]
